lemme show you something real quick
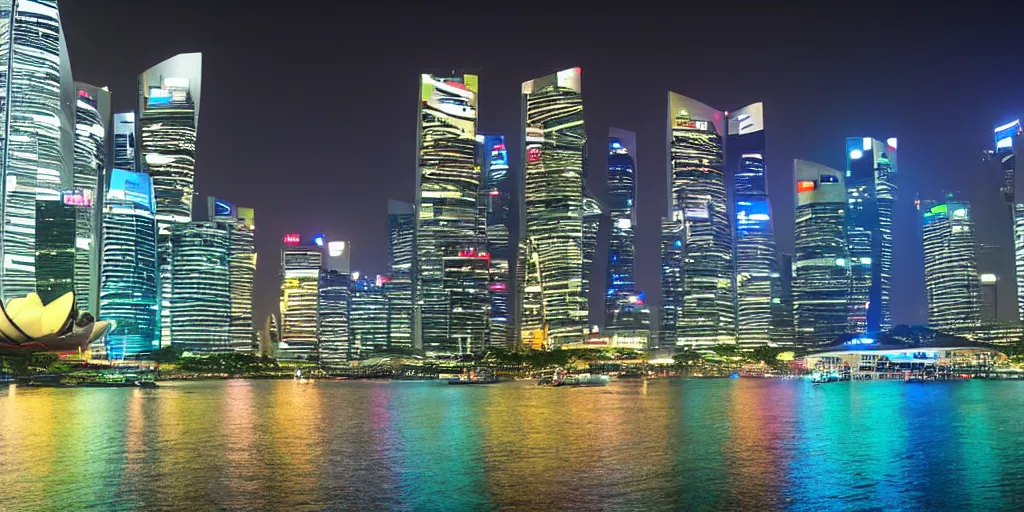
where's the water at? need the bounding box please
[1,378,1023,511]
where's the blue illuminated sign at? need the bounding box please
[313,234,325,247]
[108,169,154,212]
[736,199,771,230]
[214,198,234,217]
[995,119,1020,150]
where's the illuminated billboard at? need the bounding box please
[237,207,255,229]
[61,190,93,208]
[107,169,153,211]
[283,233,301,245]
[797,180,816,193]
[995,119,1021,150]
[736,199,771,229]
[213,198,235,218]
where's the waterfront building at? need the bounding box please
[443,247,490,354]
[582,194,603,309]
[386,200,415,350]
[319,268,351,369]
[518,68,589,347]
[793,160,851,346]
[518,238,546,350]
[0,0,77,305]
[476,135,512,348]
[771,253,796,346]
[206,197,255,351]
[169,222,232,352]
[844,137,898,334]
[73,84,111,317]
[728,103,775,348]
[415,73,480,354]
[138,52,202,346]
[99,170,159,359]
[350,274,390,358]
[991,120,1024,320]
[658,211,684,348]
[606,129,638,331]
[921,194,981,330]
[666,92,735,348]
[35,200,76,304]
[279,236,321,360]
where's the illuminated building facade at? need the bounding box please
[73,84,111,317]
[207,198,255,350]
[606,129,637,330]
[990,120,1024,320]
[350,274,390,358]
[99,170,159,359]
[138,52,202,345]
[0,0,77,305]
[582,194,603,309]
[922,194,981,330]
[793,160,850,346]
[169,222,232,352]
[415,73,479,354]
[728,103,775,348]
[386,200,415,350]
[35,200,75,304]
[279,239,321,360]
[667,92,734,348]
[772,252,796,346]
[658,211,684,347]
[477,135,512,348]
[844,137,898,334]
[112,112,137,171]
[318,268,351,369]
[518,239,546,349]
[519,68,589,347]
[443,248,490,354]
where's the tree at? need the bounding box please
[750,346,780,365]
[673,349,702,366]
[150,346,182,363]
[710,345,741,359]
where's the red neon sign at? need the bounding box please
[489,282,506,291]
[797,181,816,193]
[283,233,301,245]
[527,147,541,163]
[489,190,500,196]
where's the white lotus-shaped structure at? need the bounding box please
[0,292,114,352]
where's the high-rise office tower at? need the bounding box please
[991,120,1024,320]
[350,274,390,358]
[415,73,479,354]
[168,221,231,352]
[606,129,637,331]
[443,248,490,354]
[386,200,415,350]
[476,135,512,348]
[582,194,603,309]
[138,52,202,346]
[0,1,77,305]
[72,84,111,317]
[35,200,75,304]
[728,103,776,348]
[279,235,321,360]
[793,160,850,346]
[518,68,589,347]
[112,112,137,171]
[517,239,546,349]
[99,169,159,359]
[922,194,981,330]
[658,211,684,348]
[976,243,1001,322]
[319,241,351,369]
[844,137,898,334]
[772,252,796,346]
[666,93,735,348]
[206,197,255,351]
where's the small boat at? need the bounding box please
[811,372,840,384]
[448,369,499,385]
[554,373,610,387]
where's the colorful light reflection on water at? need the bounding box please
[1,379,1024,510]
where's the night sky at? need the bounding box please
[62,3,1024,330]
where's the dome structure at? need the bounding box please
[0,291,113,352]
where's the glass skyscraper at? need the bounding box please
[606,129,637,331]
[658,211,684,348]
[0,0,76,305]
[138,52,202,346]
[350,274,390,358]
[319,269,351,369]
[415,73,479,354]
[844,137,898,334]
[386,200,415,350]
[72,84,111,317]
[793,159,850,346]
[518,68,589,347]
[35,200,75,304]
[279,241,321,360]
[922,195,981,330]
[667,93,735,348]
[728,103,776,348]
[443,248,490,354]
[112,112,137,171]
[169,222,232,352]
[477,135,512,348]
[99,169,159,359]
[992,120,1024,320]
[206,197,255,351]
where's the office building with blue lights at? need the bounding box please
[477,135,512,348]
[72,84,111,317]
[606,129,638,331]
[922,195,981,330]
[386,200,415,350]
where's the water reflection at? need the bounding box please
[1,379,1024,510]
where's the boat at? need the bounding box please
[553,373,610,387]
[448,369,500,385]
[810,371,840,384]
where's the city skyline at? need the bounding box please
[59,4,1024,331]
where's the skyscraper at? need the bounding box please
[443,248,490,354]
[582,194,603,312]
[112,112,137,171]
[319,265,351,369]
[606,129,637,331]
[922,194,981,330]
[350,274,390,358]
[138,52,202,346]
[0,0,76,305]
[169,222,232,352]
[772,252,796,346]
[73,84,111,317]
[35,199,75,304]
[658,211,684,348]
[844,137,898,334]
[206,197,255,351]
[476,135,512,348]
[667,93,734,348]
[386,200,415,350]
[99,169,159,359]
[728,103,775,348]
[415,73,479,354]
[793,160,850,346]
[279,237,321,360]
[992,120,1024,320]
[518,68,589,347]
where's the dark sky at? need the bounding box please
[62,2,1024,329]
